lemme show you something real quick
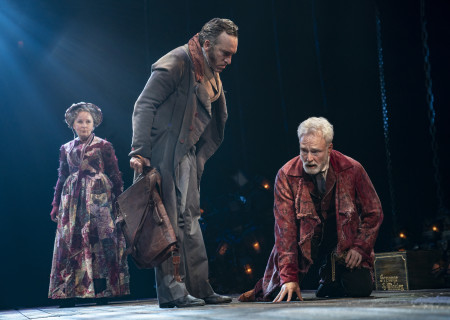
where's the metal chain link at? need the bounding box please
[376,8,397,233]
[420,0,446,215]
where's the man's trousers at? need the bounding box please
[154,148,214,304]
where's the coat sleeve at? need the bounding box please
[130,51,186,158]
[51,145,69,207]
[102,141,123,199]
[273,169,300,285]
[352,164,383,260]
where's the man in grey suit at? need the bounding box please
[129,18,238,308]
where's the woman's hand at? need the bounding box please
[130,156,150,174]
[273,282,303,302]
[50,206,59,222]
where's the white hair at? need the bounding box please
[297,117,334,144]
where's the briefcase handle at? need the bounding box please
[133,155,152,182]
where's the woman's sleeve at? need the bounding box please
[103,141,124,199]
[51,146,69,207]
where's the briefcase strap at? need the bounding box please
[172,250,182,283]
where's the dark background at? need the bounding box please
[0,0,449,308]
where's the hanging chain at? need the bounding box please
[375,8,397,233]
[420,0,446,215]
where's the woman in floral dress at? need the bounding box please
[49,102,130,307]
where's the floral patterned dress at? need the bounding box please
[49,135,130,299]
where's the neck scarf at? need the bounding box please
[188,33,204,82]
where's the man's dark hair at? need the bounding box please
[198,18,238,46]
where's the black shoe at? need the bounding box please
[202,293,232,304]
[159,295,205,308]
[96,297,109,305]
[316,283,330,298]
[316,282,346,298]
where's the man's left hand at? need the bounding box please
[272,282,303,303]
[345,249,362,269]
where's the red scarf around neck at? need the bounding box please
[188,33,205,82]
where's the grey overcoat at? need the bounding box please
[130,44,228,229]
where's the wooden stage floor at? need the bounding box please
[2,289,450,320]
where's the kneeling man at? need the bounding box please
[239,117,383,302]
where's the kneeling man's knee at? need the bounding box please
[341,268,373,297]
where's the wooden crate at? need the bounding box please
[374,250,445,291]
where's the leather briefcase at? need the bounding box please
[115,167,177,269]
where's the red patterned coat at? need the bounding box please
[245,150,383,301]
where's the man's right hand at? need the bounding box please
[130,156,150,174]
[273,282,303,303]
